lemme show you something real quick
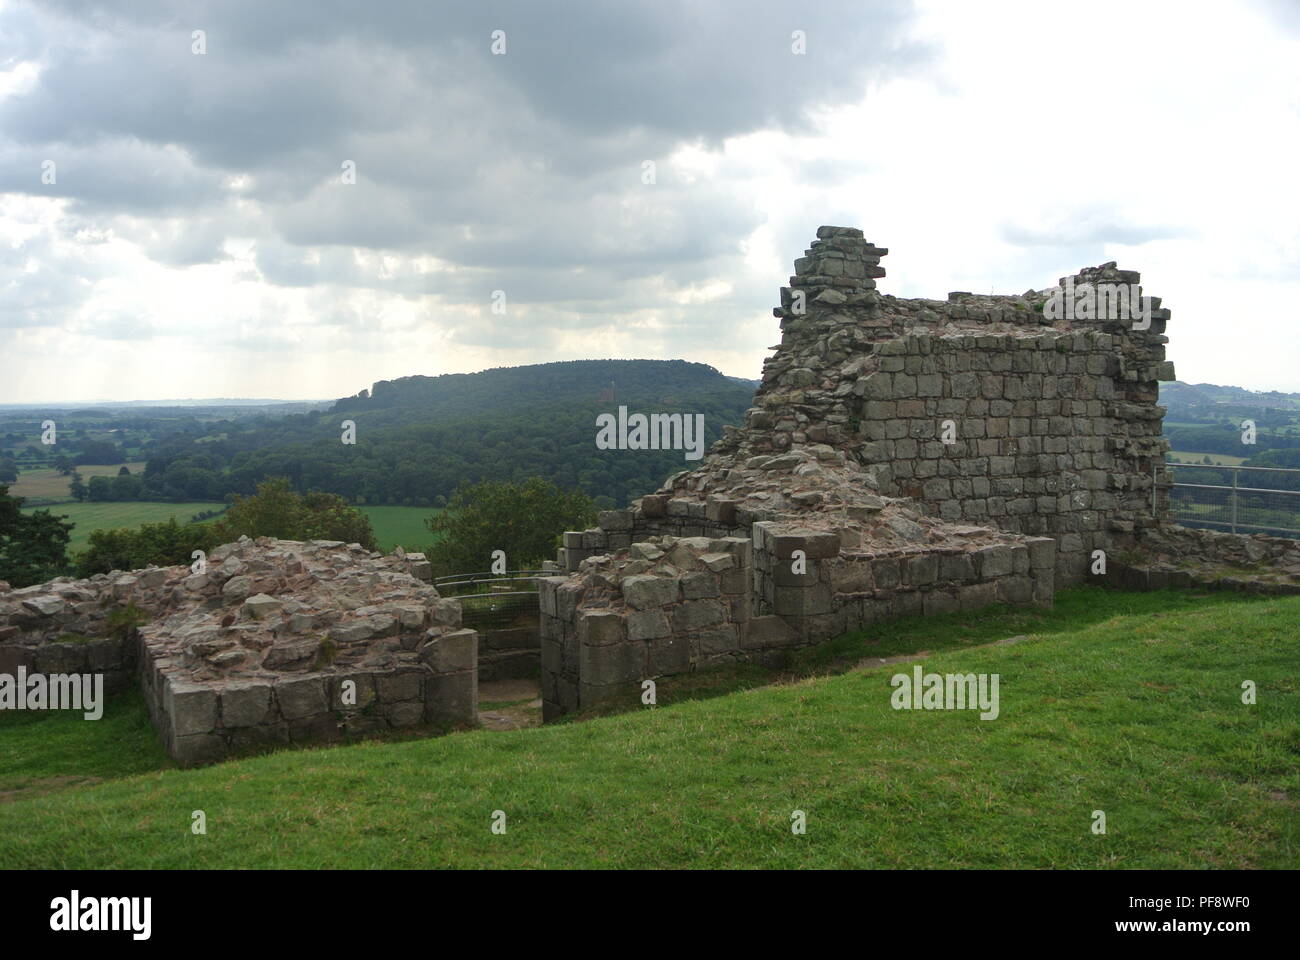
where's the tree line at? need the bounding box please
[0,476,595,588]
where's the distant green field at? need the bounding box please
[359,505,442,553]
[20,501,224,553]
[8,463,146,503]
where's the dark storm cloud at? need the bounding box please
[0,0,927,345]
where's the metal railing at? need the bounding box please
[432,570,548,631]
[1164,461,1300,537]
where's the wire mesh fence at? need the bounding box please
[432,571,545,632]
[1166,462,1300,538]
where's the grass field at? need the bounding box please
[0,585,1295,869]
[8,463,146,503]
[359,505,441,553]
[20,501,224,553]
[10,498,431,555]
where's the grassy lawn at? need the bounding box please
[0,586,1295,868]
[359,505,441,553]
[21,501,224,553]
[9,463,146,503]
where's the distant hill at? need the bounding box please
[1160,381,1300,460]
[139,359,757,508]
[334,358,749,425]
[1161,381,1300,414]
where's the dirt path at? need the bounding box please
[477,678,543,731]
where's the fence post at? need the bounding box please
[1231,467,1238,534]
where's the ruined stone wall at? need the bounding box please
[853,327,1168,583]
[0,538,479,765]
[0,566,176,695]
[544,225,1184,719]
[542,513,1054,719]
[562,233,1174,586]
[540,536,758,718]
[714,238,1175,584]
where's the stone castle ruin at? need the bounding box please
[4,225,1299,760]
[540,227,1300,719]
[0,539,477,765]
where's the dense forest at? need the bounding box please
[108,360,755,509]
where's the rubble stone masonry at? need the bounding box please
[0,538,477,765]
[543,226,1181,717]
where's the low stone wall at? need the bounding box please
[1096,523,1300,595]
[140,629,478,766]
[0,538,479,766]
[753,522,1055,642]
[540,535,758,719]
[1136,524,1300,570]
[557,502,756,571]
[0,567,175,695]
[540,519,1053,720]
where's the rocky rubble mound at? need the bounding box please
[642,444,1018,555]
[0,536,451,681]
[144,538,460,683]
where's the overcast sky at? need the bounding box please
[2,0,1298,403]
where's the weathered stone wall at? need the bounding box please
[707,241,1175,585]
[1103,525,1300,595]
[851,326,1167,583]
[541,535,775,719]
[563,233,1175,587]
[541,515,1054,719]
[544,225,1195,719]
[476,624,539,681]
[0,567,176,695]
[0,538,479,765]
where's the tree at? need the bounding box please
[69,471,88,501]
[86,475,112,502]
[73,439,122,466]
[0,458,17,484]
[210,477,378,550]
[75,518,220,577]
[425,476,597,575]
[0,485,73,587]
[118,465,131,476]
[110,473,144,500]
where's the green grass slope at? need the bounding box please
[0,587,1295,869]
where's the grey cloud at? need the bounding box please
[0,232,103,329]
[0,0,925,344]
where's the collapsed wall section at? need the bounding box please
[0,538,478,766]
[544,225,1188,718]
[561,232,1175,587]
